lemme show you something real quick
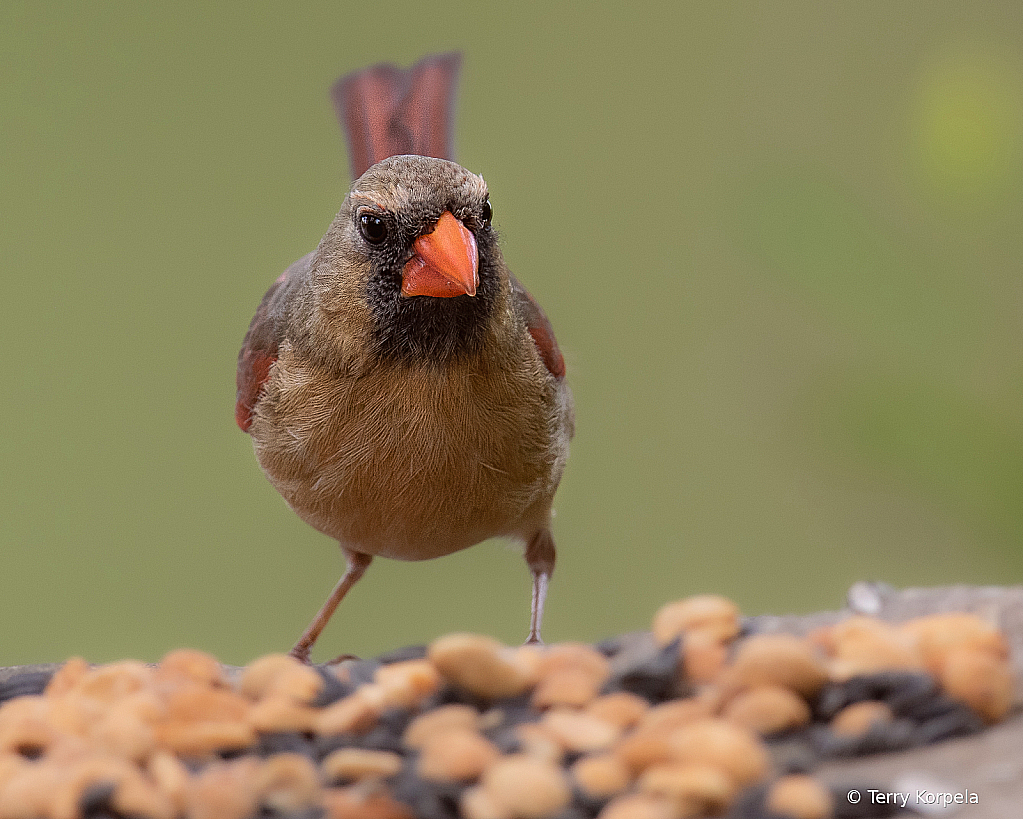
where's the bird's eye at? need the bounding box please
[358,213,388,244]
[480,199,493,227]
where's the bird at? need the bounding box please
[235,53,574,663]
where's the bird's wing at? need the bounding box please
[331,52,462,179]
[235,251,314,432]
[509,273,566,380]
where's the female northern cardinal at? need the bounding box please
[236,53,574,662]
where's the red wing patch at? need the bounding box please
[510,274,566,380]
[527,324,566,380]
[235,253,311,433]
[235,351,277,432]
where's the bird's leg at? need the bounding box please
[524,528,556,645]
[289,548,372,664]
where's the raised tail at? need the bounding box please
[331,52,462,179]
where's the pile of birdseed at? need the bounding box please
[0,595,1013,819]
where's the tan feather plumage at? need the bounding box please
[239,153,572,659]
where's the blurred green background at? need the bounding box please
[2,2,1022,665]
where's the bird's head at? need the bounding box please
[314,155,504,364]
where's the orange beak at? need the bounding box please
[401,211,478,298]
